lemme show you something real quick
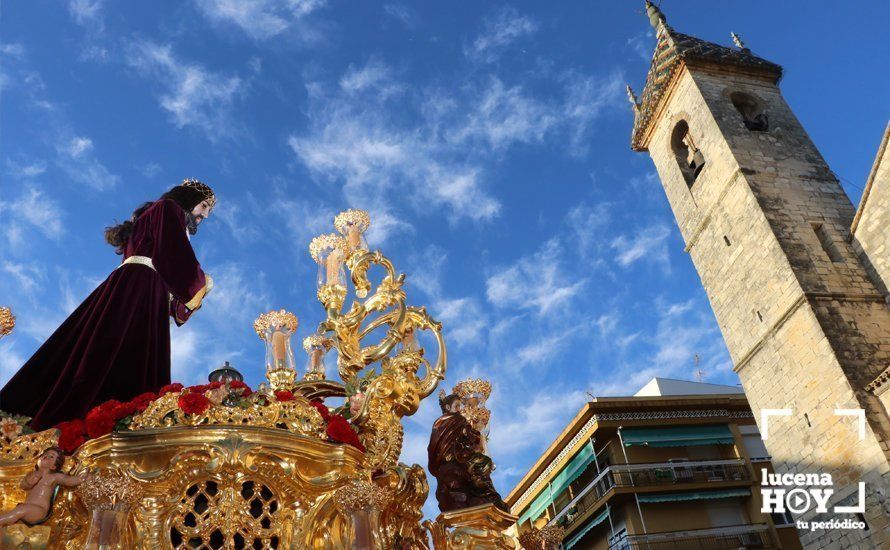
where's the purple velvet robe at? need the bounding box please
[0,199,209,430]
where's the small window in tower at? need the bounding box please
[671,120,705,188]
[811,222,845,263]
[723,235,731,247]
[730,92,768,132]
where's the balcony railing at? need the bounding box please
[553,460,751,531]
[609,523,771,549]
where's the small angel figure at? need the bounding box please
[0,446,87,526]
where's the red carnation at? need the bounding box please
[111,401,138,419]
[85,406,116,439]
[55,419,86,453]
[178,392,211,415]
[310,400,331,422]
[131,392,157,412]
[326,415,365,452]
[160,383,184,395]
[274,390,294,402]
[230,380,252,397]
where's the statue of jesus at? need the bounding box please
[0,179,216,431]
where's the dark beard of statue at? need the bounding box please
[186,212,199,235]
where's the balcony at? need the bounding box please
[554,459,751,532]
[609,523,772,549]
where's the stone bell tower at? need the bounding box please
[628,2,890,547]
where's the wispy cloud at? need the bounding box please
[53,135,119,190]
[125,40,244,139]
[0,187,65,250]
[486,238,585,316]
[383,4,415,28]
[611,224,671,269]
[626,30,653,62]
[466,6,538,63]
[194,0,326,41]
[67,0,104,29]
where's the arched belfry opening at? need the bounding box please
[730,91,768,131]
[671,120,705,187]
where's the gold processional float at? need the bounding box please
[0,212,562,549]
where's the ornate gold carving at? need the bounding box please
[76,471,142,511]
[127,392,326,439]
[517,525,565,549]
[334,478,392,513]
[454,379,492,400]
[0,306,14,337]
[425,503,520,550]
[253,309,298,339]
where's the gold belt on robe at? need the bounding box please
[118,256,173,303]
[119,256,155,270]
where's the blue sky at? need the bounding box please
[1,1,888,519]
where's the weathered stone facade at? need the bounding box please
[630,5,890,548]
[852,123,890,298]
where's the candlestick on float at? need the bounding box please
[334,209,370,256]
[253,309,299,391]
[303,334,331,382]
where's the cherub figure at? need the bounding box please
[0,447,87,526]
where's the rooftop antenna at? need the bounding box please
[694,353,705,382]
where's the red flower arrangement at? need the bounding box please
[274,390,295,402]
[159,383,184,395]
[230,380,252,397]
[326,413,365,452]
[178,392,211,415]
[310,400,331,422]
[56,419,86,453]
[50,383,366,455]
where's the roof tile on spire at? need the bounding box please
[631,7,782,151]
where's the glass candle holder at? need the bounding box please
[334,209,371,254]
[303,334,330,381]
[309,233,348,288]
[254,310,299,390]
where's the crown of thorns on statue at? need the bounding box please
[181,178,217,209]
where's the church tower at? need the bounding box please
[629,2,890,547]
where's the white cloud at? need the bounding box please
[126,40,243,138]
[54,135,119,190]
[0,340,26,387]
[5,159,47,178]
[289,71,502,223]
[434,297,486,348]
[611,224,671,268]
[383,4,415,27]
[68,0,104,27]
[0,187,64,245]
[1,262,44,296]
[447,78,558,151]
[466,6,538,63]
[488,387,587,458]
[486,238,585,316]
[1,43,25,58]
[195,0,326,40]
[514,332,572,369]
[339,59,402,99]
[626,30,653,62]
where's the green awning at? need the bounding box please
[517,440,596,525]
[551,440,595,497]
[638,488,750,503]
[518,488,553,525]
[565,507,609,549]
[621,425,734,447]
